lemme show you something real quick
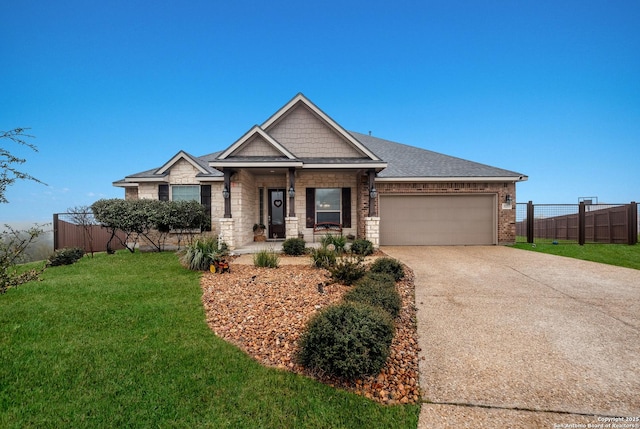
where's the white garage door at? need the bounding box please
[379,194,497,245]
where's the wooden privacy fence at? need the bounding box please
[53,213,127,253]
[516,202,638,245]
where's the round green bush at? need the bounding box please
[369,257,405,281]
[297,302,394,380]
[350,238,374,256]
[345,276,402,318]
[282,238,306,256]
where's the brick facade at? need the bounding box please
[375,181,517,244]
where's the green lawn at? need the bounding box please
[511,242,640,270]
[0,252,419,428]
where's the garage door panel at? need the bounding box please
[379,195,496,245]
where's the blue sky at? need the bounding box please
[2,0,639,224]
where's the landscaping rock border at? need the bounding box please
[201,260,421,405]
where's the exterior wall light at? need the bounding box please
[288,186,295,198]
[222,185,230,199]
[505,194,512,203]
[369,187,377,199]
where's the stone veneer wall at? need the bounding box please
[294,171,358,242]
[375,181,517,244]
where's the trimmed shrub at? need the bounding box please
[48,247,85,266]
[369,257,405,281]
[350,238,374,256]
[282,238,306,256]
[330,254,366,286]
[310,246,337,269]
[297,302,394,380]
[180,237,228,271]
[361,271,396,288]
[253,249,280,268]
[345,275,402,318]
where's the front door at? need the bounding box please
[268,189,286,239]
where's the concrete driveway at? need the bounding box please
[382,246,640,429]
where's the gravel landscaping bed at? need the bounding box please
[201,259,421,405]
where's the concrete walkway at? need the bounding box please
[382,246,640,429]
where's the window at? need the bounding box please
[306,187,351,228]
[172,185,200,202]
[315,188,341,223]
[157,184,211,231]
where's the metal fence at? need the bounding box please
[516,202,638,245]
[53,213,127,253]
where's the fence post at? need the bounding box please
[578,202,586,246]
[53,213,59,251]
[629,201,638,245]
[526,201,534,243]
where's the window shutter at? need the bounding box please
[159,184,169,201]
[306,188,315,228]
[342,187,351,228]
[200,185,212,231]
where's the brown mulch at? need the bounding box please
[200,260,421,405]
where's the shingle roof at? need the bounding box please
[116,134,525,185]
[349,131,526,179]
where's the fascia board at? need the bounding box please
[125,176,169,183]
[302,162,388,170]
[209,161,304,168]
[375,176,529,182]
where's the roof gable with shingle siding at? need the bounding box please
[231,133,284,157]
[266,103,365,158]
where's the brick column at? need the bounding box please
[365,216,380,248]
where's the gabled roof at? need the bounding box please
[217,125,296,160]
[260,93,382,161]
[156,150,211,175]
[350,132,527,182]
[114,95,526,187]
[114,151,223,186]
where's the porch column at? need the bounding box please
[368,169,378,217]
[223,169,232,218]
[365,216,380,249]
[285,217,299,240]
[218,218,236,250]
[288,168,296,217]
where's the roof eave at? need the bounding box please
[209,161,305,168]
[376,176,528,182]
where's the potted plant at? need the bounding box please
[253,223,266,242]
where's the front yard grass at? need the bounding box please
[0,251,419,428]
[511,242,640,270]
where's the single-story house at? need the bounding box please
[114,93,527,249]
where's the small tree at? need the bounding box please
[92,198,211,252]
[1,128,45,203]
[1,224,46,293]
[1,128,47,293]
[91,199,138,253]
